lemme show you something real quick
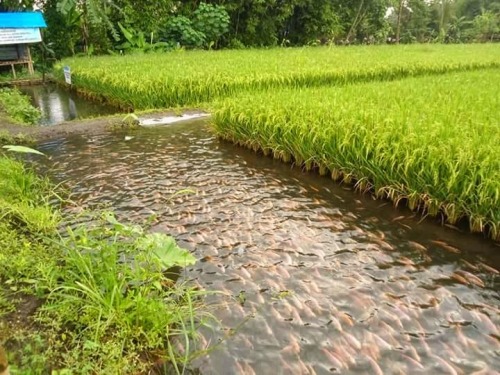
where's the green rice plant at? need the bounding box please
[211,69,500,240]
[0,88,41,125]
[54,44,500,109]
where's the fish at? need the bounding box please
[450,273,469,286]
[407,241,427,252]
[407,344,421,363]
[370,332,393,352]
[281,334,301,355]
[460,259,479,272]
[338,312,354,327]
[392,215,406,222]
[326,316,343,332]
[430,355,461,375]
[322,348,346,370]
[454,270,485,288]
[477,262,499,274]
[431,240,461,254]
[342,332,361,351]
[365,354,384,375]
[333,345,357,366]
[401,354,424,370]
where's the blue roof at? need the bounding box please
[0,12,47,28]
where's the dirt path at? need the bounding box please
[0,110,209,142]
[1,116,117,141]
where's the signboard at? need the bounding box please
[63,66,72,85]
[0,28,42,45]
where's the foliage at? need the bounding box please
[162,16,206,48]
[116,23,169,53]
[4,0,500,59]
[54,44,500,109]
[36,213,202,373]
[0,156,58,235]
[472,10,500,41]
[0,156,209,373]
[0,88,41,126]
[211,69,500,240]
[112,0,174,36]
[0,0,35,11]
[192,3,230,47]
[2,145,45,156]
[0,131,34,147]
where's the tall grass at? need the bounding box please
[55,44,500,109]
[211,69,500,240]
[0,156,59,234]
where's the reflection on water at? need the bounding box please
[19,84,119,126]
[36,122,500,374]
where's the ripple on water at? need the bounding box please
[37,123,500,374]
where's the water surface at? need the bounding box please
[37,122,500,374]
[19,84,119,126]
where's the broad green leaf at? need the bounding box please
[2,145,45,156]
[136,232,196,268]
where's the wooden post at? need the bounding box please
[26,45,34,75]
[10,63,16,79]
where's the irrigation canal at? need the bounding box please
[19,83,119,126]
[36,120,499,374]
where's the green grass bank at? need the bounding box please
[212,69,500,240]
[0,88,41,126]
[55,44,500,110]
[0,152,207,373]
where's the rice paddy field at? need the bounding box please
[55,44,500,109]
[55,44,500,239]
[211,69,500,239]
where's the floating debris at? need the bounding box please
[138,113,210,127]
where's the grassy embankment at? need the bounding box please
[0,88,41,126]
[55,44,500,110]
[0,154,208,373]
[0,88,40,146]
[212,69,500,239]
[0,89,208,373]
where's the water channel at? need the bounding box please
[19,84,119,125]
[36,121,499,374]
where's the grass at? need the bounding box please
[0,69,42,83]
[0,88,41,126]
[211,69,500,240]
[0,131,34,146]
[54,44,500,110]
[0,153,210,373]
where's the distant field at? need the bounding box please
[212,69,500,239]
[55,44,500,109]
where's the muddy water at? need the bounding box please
[37,122,500,374]
[19,84,119,126]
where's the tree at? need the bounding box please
[473,10,500,41]
[0,0,35,11]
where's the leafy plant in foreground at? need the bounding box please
[36,212,205,373]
